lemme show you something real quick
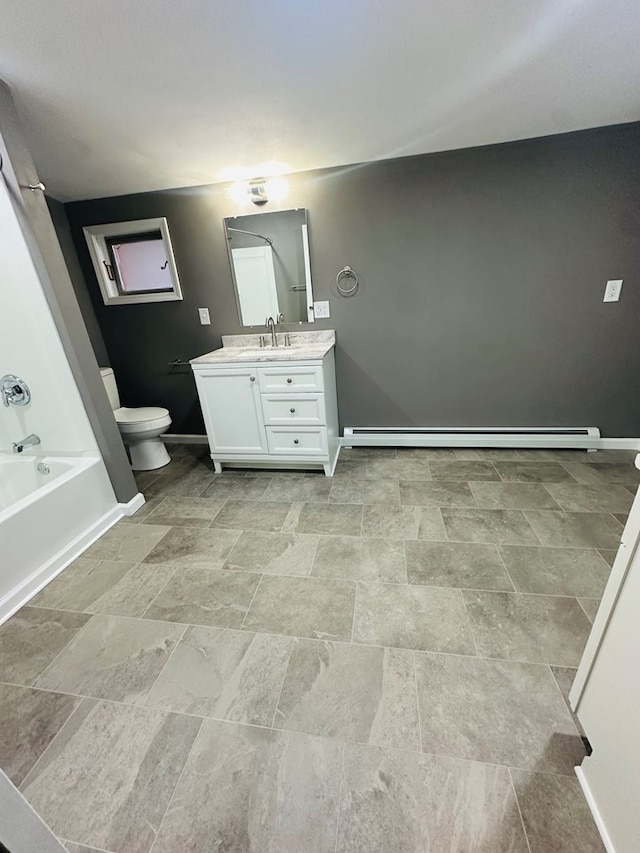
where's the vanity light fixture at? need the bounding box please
[248,178,268,206]
[229,176,290,206]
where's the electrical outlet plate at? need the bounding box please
[603,280,623,303]
[198,307,211,325]
[313,300,330,319]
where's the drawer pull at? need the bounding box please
[290,408,296,413]
[249,376,256,382]
[294,439,299,445]
[286,378,293,384]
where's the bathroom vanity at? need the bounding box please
[191,331,339,475]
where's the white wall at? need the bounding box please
[0,179,97,454]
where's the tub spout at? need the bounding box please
[12,434,41,454]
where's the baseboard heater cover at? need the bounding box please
[342,426,602,449]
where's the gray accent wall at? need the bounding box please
[62,121,640,437]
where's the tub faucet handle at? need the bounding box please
[1,374,31,407]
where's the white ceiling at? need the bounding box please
[1,0,639,201]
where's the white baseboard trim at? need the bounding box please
[119,492,145,516]
[162,434,208,445]
[575,765,616,853]
[0,506,122,625]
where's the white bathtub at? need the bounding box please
[0,453,118,623]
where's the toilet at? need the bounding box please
[100,368,172,471]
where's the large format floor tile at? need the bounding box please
[510,770,606,852]
[140,496,225,527]
[286,502,363,535]
[223,531,318,575]
[0,683,79,785]
[143,567,260,628]
[21,699,201,853]
[146,627,292,725]
[329,478,401,505]
[84,562,178,618]
[275,639,420,750]
[262,477,332,502]
[36,614,185,703]
[561,461,640,487]
[399,480,477,507]
[405,540,513,590]
[469,482,560,510]
[2,443,625,852]
[361,505,446,539]
[83,522,169,563]
[499,545,611,597]
[312,535,406,582]
[152,719,342,853]
[544,483,634,513]
[200,475,271,500]
[0,607,90,686]
[243,575,355,641]
[493,461,577,483]
[31,558,136,612]
[414,652,584,773]
[353,582,476,653]
[210,499,292,531]
[442,508,540,545]
[143,526,242,568]
[337,742,528,853]
[463,591,592,665]
[429,460,501,481]
[524,510,623,549]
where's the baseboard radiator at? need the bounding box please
[342,426,602,449]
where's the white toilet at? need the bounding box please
[100,367,172,471]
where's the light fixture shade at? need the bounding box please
[248,179,268,206]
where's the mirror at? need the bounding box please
[224,208,313,326]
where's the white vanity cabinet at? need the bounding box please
[192,344,340,475]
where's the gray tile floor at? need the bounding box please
[1,444,634,851]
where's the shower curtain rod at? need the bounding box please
[227,227,273,246]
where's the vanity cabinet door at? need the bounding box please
[193,368,267,454]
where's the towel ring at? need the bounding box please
[336,266,359,297]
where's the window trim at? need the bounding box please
[83,218,183,305]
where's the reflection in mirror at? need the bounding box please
[224,208,313,326]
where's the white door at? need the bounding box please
[194,368,267,454]
[232,246,279,326]
[571,462,640,852]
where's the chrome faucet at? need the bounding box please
[265,316,278,347]
[12,433,41,454]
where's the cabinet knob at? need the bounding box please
[286,378,292,384]
[290,408,296,413]
[249,376,255,382]
[294,439,299,445]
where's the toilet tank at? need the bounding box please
[99,367,121,411]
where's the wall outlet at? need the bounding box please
[313,300,330,319]
[198,307,211,325]
[603,280,623,303]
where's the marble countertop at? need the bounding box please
[190,330,335,365]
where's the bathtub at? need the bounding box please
[0,453,118,623]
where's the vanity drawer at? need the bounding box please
[266,427,328,456]
[258,365,323,394]
[262,394,325,426]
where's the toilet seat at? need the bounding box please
[115,406,171,434]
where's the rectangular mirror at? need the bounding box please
[224,208,313,326]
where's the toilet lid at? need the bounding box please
[115,406,170,424]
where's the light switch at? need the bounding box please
[198,307,211,325]
[313,300,330,319]
[603,280,623,303]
